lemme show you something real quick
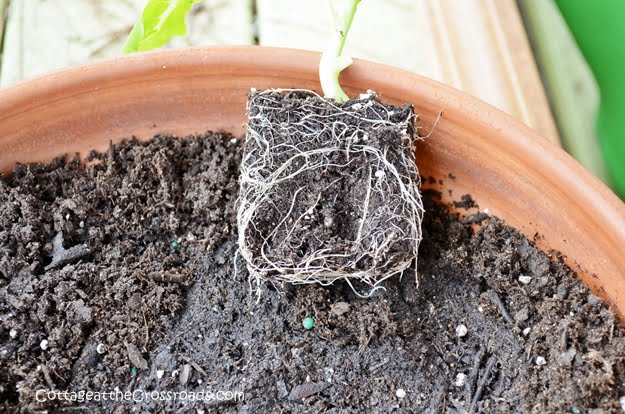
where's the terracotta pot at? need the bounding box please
[1,46,625,319]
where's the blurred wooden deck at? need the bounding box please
[0,0,559,144]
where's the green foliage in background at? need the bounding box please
[556,0,625,199]
[122,0,200,53]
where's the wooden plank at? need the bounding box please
[520,0,608,181]
[167,0,254,48]
[256,0,427,75]
[0,0,253,87]
[256,0,559,144]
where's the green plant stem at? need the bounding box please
[319,0,362,103]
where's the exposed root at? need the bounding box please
[237,89,424,296]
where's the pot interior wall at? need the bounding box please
[1,46,625,319]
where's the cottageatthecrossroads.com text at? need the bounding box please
[35,388,245,404]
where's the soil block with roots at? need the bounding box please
[237,89,424,294]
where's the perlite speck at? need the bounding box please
[518,275,532,285]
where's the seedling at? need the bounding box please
[124,0,424,296]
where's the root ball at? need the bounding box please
[237,89,424,295]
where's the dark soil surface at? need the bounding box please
[1,133,624,413]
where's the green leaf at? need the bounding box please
[122,0,199,53]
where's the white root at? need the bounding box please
[237,89,424,297]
